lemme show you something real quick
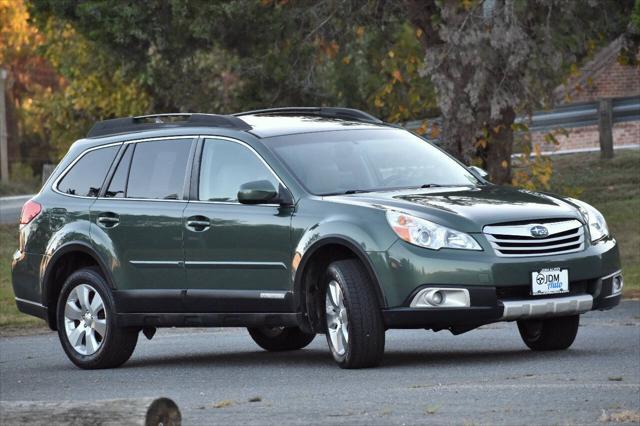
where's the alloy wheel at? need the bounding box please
[63,284,107,356]
[325,280,349,356]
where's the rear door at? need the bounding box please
[90,137,195,312]
[182,137,294,312]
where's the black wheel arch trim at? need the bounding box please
[42,241,116,311]
[293,235,388,313]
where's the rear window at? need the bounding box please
[126,139,192,200]
[57,145,119,197]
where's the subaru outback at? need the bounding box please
[12,108,622,369]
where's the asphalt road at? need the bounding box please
[0,195,32,225]
[1,301,639,425]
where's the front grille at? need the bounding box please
[484,219,585,257]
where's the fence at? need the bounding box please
[405,96,640,157]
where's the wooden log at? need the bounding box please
[0,397,181,426]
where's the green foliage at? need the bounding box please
[631,0,640,35]
[321,23,437,126]
[24,20,150,157]
[26,0,436,120]
[27,0,329,111]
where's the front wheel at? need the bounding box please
[324,259,385,369]
[57,268,138,369]
[517,314,579,351]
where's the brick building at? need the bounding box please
[532,38,640,153]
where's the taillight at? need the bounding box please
[20,200,42,225]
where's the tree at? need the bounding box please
[26,0,436,122]
[26,18,151,157]
[0,0,57,175]
[405,0,635,183]
[27,0,340,112]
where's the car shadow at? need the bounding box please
[121,346,599,370]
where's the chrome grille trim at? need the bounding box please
[483,219,585,257]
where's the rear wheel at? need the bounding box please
[324,259,385,369]
[57,268,138,369]
[248,326,316,351]
[517,314,580,351]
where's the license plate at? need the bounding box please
[531,268,569,295]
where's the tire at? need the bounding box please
[517,314,580,351]
[324,259,385,369]
[56,268,138,369]
[247,326,316,351]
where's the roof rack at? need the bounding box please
[87,113,252,138]
[233,107,383,124]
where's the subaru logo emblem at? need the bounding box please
[530,225,549,238]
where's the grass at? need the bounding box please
[0,150,638,329]
[0,180,40,197]
[0,225,45,329]
[548,149,640,295]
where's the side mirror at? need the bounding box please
[468,165,489,179]
[238,180,279,205]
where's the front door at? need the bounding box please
[182,137,293,312]
[90,137,194,312]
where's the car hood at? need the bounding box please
[325,185,583,233]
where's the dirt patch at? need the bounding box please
[0,326,51,338]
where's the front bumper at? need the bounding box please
[383,270,623,329]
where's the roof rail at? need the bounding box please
[87,113,252,138]
[233,107,383,124]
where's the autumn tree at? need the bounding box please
[405,0,635,183]
[0,0,57,175]
[27,0,345,112]
[26,0,436,123]
[26,19,150,157]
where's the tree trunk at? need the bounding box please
[0,397,181,426]
[485,107,516,185]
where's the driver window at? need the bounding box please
[199,139,279,202]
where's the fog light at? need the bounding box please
[410,288,470,308]
[426,290,444,306]
[612,275,623,294]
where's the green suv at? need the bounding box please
[12,108,622,369]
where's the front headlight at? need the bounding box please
[386,210,482,251]
[567,198,609,242]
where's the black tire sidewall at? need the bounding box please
[247,326,315,351]
[323,266,351,364]
[56,268,118,368]
[518,314,579,350]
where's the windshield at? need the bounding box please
[266,129,479,195]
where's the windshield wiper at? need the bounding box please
[419,183,476,188]
[321,189,372,196]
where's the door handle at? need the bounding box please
[186,215,210,231]
[97,213,120,228]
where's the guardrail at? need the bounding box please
[404,95,639,157]
[527,96,639,132]
[405,96,639,133]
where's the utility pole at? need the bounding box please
[0,68,9,183]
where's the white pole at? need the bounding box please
[0,68,9,183]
